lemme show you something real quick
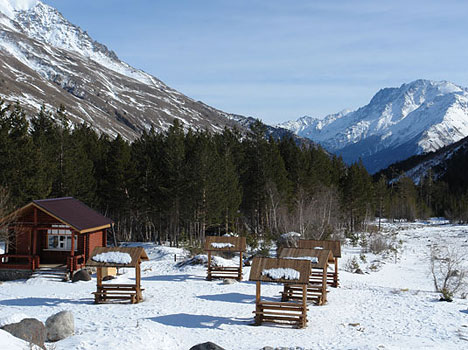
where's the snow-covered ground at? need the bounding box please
[1,223,467,349]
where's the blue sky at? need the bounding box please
[43,0,468,124]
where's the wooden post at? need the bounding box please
[135,260,141,303]
[334,258,339,287]
[207,251,212,280]
[301,284,307,328]
[322,265,328,305]
[84,233,88,261]
[70,231,75,275]
[238,251,243,281]
[95,267,103,303]
[255,281,262,325]
[282,283,288,301]
[32,208,38,260]
[103,229,107,247]
[97,267,102,287]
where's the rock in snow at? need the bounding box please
[222,278,236,285]
[72,269,91,282]
[1,318,46,348]
[278,232,301,248]
[190,342,226,350]
[45,310,74,342]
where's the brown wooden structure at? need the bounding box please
[0,197,113,275]
[204,236,246,281]
[278,248,333,305]
[249,257,311,328]
[298,239,341,287]
[86,246,149,304]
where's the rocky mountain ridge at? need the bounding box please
[0,0,246,139]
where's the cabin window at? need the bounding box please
[47,225,77,251]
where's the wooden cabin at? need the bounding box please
[298,239,341,287]
[0,197,113,275]
[249,257,311,328]
[204,236,246,281]
[86,246,149,304]
[278,247,333,305]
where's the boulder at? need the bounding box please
[45,311,74,342]
[2,318,46,348]
[190,342,225,350]
[222,278,236,285]
[277,232,301,248]
[103,275,116,281]
[72,269,91,282]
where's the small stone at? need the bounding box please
[222,278,236,285]
[355,268,364,275]
[72,269,91,282]
[190,342,225,350]
[62,274,70,282]
[2,318,46,348]
[103,275,116,281]
[261,347,274,350]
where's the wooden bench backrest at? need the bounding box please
[278,248,332,269]
[298,240,341,258]
[204,236,246,252]
[249,257,310,284]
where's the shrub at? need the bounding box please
[430,245,467,301]
[368,234,391,254]
[344,256,360,273]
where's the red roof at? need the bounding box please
[32,197,113,233]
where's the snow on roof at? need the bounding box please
[261,268,300,281]
[211,242,234,249]
[285,256,319,264]
[92,251,132,265]
[280,232,301,239]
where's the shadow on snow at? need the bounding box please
[0,297,92,306]
[141,274,203,282]
[148,313,251,329]
[197,292,276,304]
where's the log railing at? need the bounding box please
[0,254,40,270]
[67,254,85,273]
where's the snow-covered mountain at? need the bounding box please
[0,0,246,139]
[280,80,468,173]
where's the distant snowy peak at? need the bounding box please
[0,0,38,19]
[281,79,468,173]
[14,2,119,61]
[0,0,165,87]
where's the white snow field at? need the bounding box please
[0,223,467,350]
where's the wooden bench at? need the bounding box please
[207,266,242,280]
[278,248,332,305]
[253,300,308,328]
[249,257,310,328]
[86,247,149,305]
[93,284,144,304]
[204,236,246,281]
[298,240,341,287]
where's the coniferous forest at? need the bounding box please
[1,101,468,246]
